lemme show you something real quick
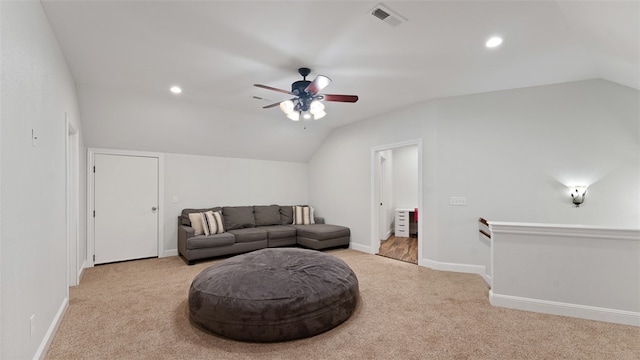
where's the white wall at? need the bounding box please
[162,153,308,253]
[308,79,639,269]
[77,84,331,163]
[1,2,84,358]
[490,222,640,326]
[392,145,419,209]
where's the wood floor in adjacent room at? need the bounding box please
[377,235,417,264]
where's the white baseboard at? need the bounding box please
[35,296,69,360]
[350,243,372,254]
[161,249,178,258]
[481,274,492,288]
[421,258,487,276]
[490,291,640,327]
[77,259,88,284]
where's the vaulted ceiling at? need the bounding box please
[41,1,639,162]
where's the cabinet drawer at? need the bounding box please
[396,229,409,237]
[395,209,411,237]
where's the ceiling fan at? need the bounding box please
[254,67,359,121]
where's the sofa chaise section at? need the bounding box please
[293,224,351,250]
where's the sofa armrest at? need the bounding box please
[178,216,196,257]
[314,217,325,224]
[179,224,195,238]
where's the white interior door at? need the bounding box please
[94,154,159,264]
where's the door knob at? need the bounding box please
[152,207,157,211]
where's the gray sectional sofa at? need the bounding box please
[178,205,350,264]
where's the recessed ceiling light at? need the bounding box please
[170,86,182,94]
[485,36,503,48]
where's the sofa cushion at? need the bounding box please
[254,205,282,226]
[293,206,315,225]
[187,233,235,250]
[188,212,206,235]
[292,224,350,241]
[203,211,225,235]
[280,206,294,225]
[227,228,268,243]
[264,225,297,240]
[223,206,256,230]
[181,207,222,226]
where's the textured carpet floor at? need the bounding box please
[46,249,640,359]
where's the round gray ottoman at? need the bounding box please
[188,248,359,342]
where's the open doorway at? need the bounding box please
[371,140,422,265]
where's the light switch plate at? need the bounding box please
[32,129,38,147]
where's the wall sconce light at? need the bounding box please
[570,186,587,207]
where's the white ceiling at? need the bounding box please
[41,1,639,162]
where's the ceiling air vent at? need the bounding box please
[370,3,407,27]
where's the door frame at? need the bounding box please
[377,153,390,241]
[87,148,165,267]
[66,114,80,286]
[370,139,423,264]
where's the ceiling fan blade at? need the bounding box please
[252,95,275,102]
[262,101,282,109]
[254,84,293,95]
[305,75,331,95]
[323,94,359,103]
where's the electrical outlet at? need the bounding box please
[30,314,35,338]
[449,196,467,206]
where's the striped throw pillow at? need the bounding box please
[293,206,315,225]
[202,211,225,235]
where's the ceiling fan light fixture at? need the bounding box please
[310,99,325,112]
[280,100,295,114]
[254,67,358,122]
[313,110,326,120]
[310,100,326,120]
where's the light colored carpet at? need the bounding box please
[46,249,640,359]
